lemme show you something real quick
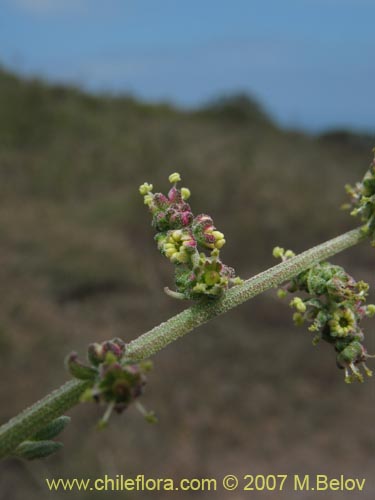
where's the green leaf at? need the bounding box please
[32,416,71,441]
[65,352,97,380]
[14,440,63,460]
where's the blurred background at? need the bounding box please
[0,1,375,499]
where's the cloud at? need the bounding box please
[11,0,85,14]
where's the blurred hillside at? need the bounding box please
[0,66,375,499]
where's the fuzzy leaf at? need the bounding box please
[66,352,97,380]
[14,440,63,460]
[32,416,71,441]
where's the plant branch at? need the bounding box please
[0,226,365,459]
[126,226,365,359]
[0,380,90,460]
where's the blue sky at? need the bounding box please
[1,0,374,132]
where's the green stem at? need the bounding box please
[0,226,365,459]
[0,380,90,459]
[126,226,365,359]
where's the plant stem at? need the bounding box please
[0,380,90,459]
[126,226,365,359]
[0,226,365,459]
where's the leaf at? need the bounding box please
[14,440,63,460]
[32,416,71,441]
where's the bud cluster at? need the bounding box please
[139,173,242,299]
[66,338,155,427]
[344,148,375,243]
[274,247,375,383]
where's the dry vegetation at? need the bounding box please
[0,67,375,499]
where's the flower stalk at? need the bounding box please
[126,226,365,359]
[0,225,366,460]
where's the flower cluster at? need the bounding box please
[139,173,242,299]
[274,247,375,383]
[344,148,375,243]
[66,338,155,427]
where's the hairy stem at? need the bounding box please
[0,380,90,459]
[126,226,365,359]
[0,226,365,459]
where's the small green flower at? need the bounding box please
[139,182,153,195]
[290,297,306,313]
[168,172,181,183]
[181,187,191,200]
[273,246,295,261]
[293,312,305,326]
[284,250,296,259]
[143,194,153,206]
[344,149,375,244]
[336,340,372,383]
[272,246,284,259]
[277,289,287,299]
[329,309,356,337]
